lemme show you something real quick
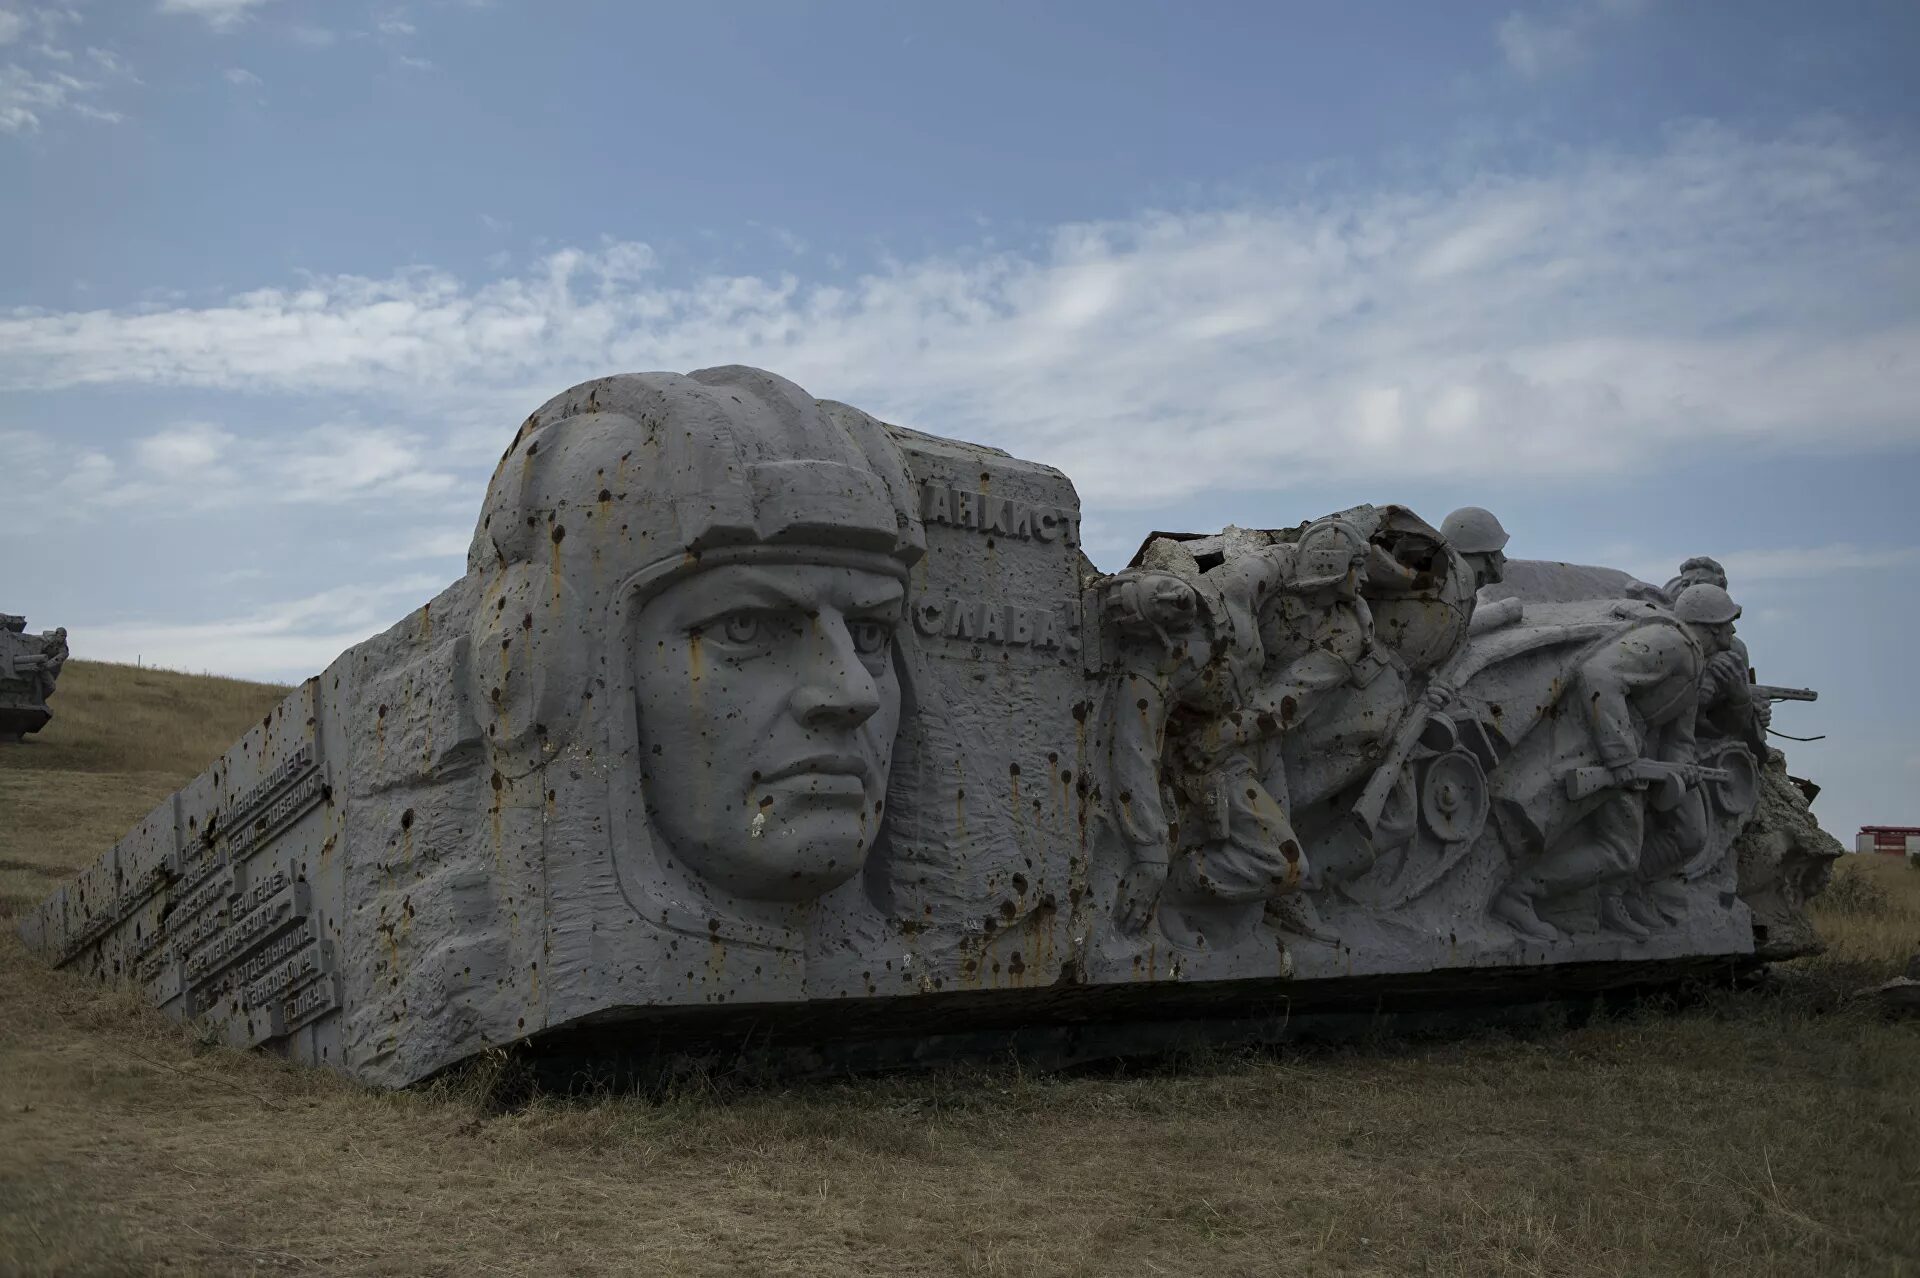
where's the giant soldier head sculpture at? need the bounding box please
[467,366,926,945]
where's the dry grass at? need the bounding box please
[2,662,1917,1277]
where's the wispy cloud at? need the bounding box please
[0,419,460,513]
[156,0,273,34]
[75,575,447,678]
[1,120,1915,512]
[1721,544,1920,582]
[1497,0,1650,79]
[1616,543,1920,589]
[0,7,134,133]
[222,66,261,88]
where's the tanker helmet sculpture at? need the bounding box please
[22,366,1841,1087]
[467,367,924,954]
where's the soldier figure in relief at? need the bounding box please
[1492,595,1719,941]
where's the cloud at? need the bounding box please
[156,0,273,33]
[0,60,124,132]
[1497,0,1649,79]
[0,120,1915,511]
[1719,544,1920,582]
[222,66,261,89]
[1,420,460,513]
[0,12,134,135]
[287,24,334,47]
[385,528,474,561]
[134,422,235,477]
[75,575,447,679]
[1615,543,1920,589]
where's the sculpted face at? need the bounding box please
[631,562,905,902]
[1466,549,1507,589]
[1697,620,1736,655]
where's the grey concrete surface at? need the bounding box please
[20,367,1831,1085]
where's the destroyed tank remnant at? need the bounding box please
[20,367,1838,1087]
[0,615,69,741]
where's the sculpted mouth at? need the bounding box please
[762,754,870,785]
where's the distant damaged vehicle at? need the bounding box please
[0,614,67,741]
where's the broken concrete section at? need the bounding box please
[21,366,1838,1086]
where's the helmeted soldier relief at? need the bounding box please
[1440,506,1510,592]
[468,366,927,953]
[1490,585,1753,941]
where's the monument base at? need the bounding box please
[490,955,1761,1093]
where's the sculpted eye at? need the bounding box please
[849,619,893,656]
[722,614,761,645]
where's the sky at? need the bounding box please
[2,0,1917,840]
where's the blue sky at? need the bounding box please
[2,0,1917,840]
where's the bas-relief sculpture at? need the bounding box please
[20,367,1834,1086]
[0,614,68,741]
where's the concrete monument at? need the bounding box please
[0,615,68,741]
[21,367,1835,1086]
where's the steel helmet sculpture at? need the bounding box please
[23,366,1839,1087]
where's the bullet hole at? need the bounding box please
[534,723,548,737]
[1008,762,1021,777]
[1136,698,1149,711]
[525,441,538,456]
[491,771,504,792]
[377,704,387,719]
[1281,840,1301,862]
[956,788,966,801]
[1118,790,1133,805]
[1071,701,1089,722]
[400,809,414,830]
[1281,695,1298,723]
[551,525,566,544]
[522,612,533,630]
[1008,953,1026,976]
[1011,873,1028,894]
[999,899,1017,919]
[490,686,502,703]
[598,488,612,502]
[1061,770,1072,784]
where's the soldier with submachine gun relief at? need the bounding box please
[1493,585,1751,941]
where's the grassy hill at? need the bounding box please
[2,661,1917,1276]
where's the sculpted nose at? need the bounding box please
[790,613,882,731]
